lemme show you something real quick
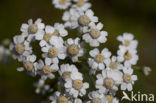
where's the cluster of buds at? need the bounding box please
[0,0,150,103]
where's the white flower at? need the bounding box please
[62,8,80,29]
[82,22,108,47]
[41,36,67,63]
[121,67,137,91]
[20,18,45,41]
[49,91,71,103]
[78,9,98,27]
[87,91,105,103]
[59,64,79,81]
[96,70,123,94]
[37,58,59,80]
[10,35,32,62]
[143,66,151,76]
[17,55,38,75]
[53,23,68,37]
[34,79,51,94]
[64,72,89,98]
[65,38,84,62]
[105,56,123,71]
[52,0,71,10]
[0,46,10,62]
[36,25,55,43]
[88,48,111,72]
[104,95,119,103]
[72,0,91,12]
[117,45,138,67]
[117,33,138,49]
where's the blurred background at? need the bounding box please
[0,0,156,103]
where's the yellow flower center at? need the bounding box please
[62,72,71,80]
[43,33,53,42]
[109,62,117,70]
[77,0,85,7]
[42,65,51,74]
[95,54,105,63]
[28,24,38,34]
[78,15,90,26]
[58,96,68,103]
[124,39,131,47]
[73,80,83,90]
[124,51,132,60]
[49,47,58,57]
[59,0,68,5]
[107,95,114,103]
[90,29,100,39]
[15,44,25,54]
[92,98,102,103]
[67,44,80,56]
[104,78,114,89]
[124,74,132,83]
[25,61,34,71]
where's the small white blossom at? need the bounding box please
[78,9,98,27]
[121,67,137,91]
[143,66,151,76]
[87,91,105,103]
[53,23,68,37]
[10,35,32,61]
[37,58,59,80]
[62,8,80,29]
[41,36,67,63]
[59,64,79,81]
[36,25,55,43]
[52,0,71,10]
[72,0,91,12]
[82,22,108,47]
[96,70,123,94]
[117,45,138,67]
[17,55,38,75]
[88,48,111,72]
[65,38,84,62]
[117,33,138,49]
[20,18,45,41]
[105,56,123,71]
[64,72,89,98]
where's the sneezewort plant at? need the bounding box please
[0,0,152,103]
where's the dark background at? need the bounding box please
[0,0,156,103]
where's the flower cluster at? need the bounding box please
[0,0,150,103]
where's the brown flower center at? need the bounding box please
[73,80,83,90]
[43,33,53,42]
[124,74,132,83]
[78,15,90,26]
[104,78,114,89]
[92,98,102,103]
[49,47,58,57]
[28,24,38,34]
[95,54,105,63]
[90,29,100,39]
[62,72,71,80]
[15,44,25,54]
[67,44,80,56]
[25,61,34,71]
[42,65,51,74]
[107,95,114,103]
[109,62,117,70]
[77,0,85,7]
[124,51,132,60]
[124,39,131,47]
[58,96,68,103]
[59,0,68,5]
[52,29,59,36]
